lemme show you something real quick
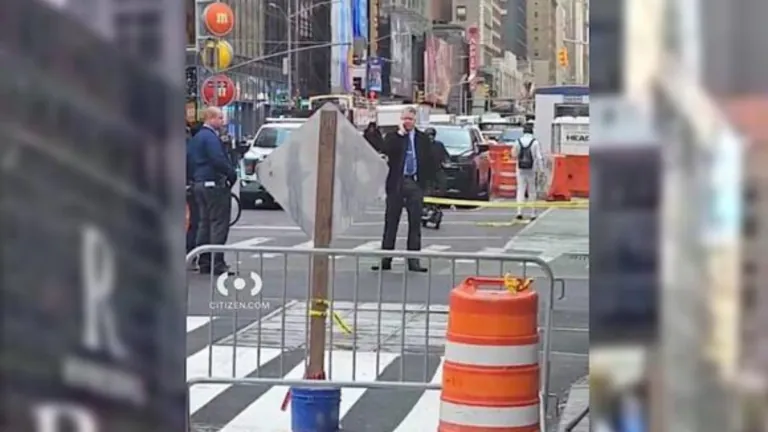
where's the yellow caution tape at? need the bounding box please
[503,274,534,293]
[308,299,353,335]
[423,196,588,208]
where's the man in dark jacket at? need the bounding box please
[186,127,200,256]
[372,107,436,273]
[188,107,237,275]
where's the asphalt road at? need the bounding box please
[186,203,588,432]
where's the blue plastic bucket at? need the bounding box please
[290,387,341,432]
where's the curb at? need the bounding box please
[556,376,590,432]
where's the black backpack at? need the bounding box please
[517,138,535,169]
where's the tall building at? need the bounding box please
[553,0,567,84]
[294,0,331,97]
[452,0,503,65]
[526,0,557,84]
[560,0,588,84]
[429,0,452,22]
[500,0,527,59]
[384,0,429,18]
[425,23,469,113]
[187,0,285,134]
[377,2,430,98]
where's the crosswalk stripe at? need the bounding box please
[454,247,506,264]
[221,237,277,259]
[333,240,380,260]
[187,316,212,332]
[393,357,444,431]
[188,346,282,414]
[393,244,451,262]
[186,312,448,431]
[220,351,399,431]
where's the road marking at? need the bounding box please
[292,240,313,249]
[187,316,212,333]
[393,358,444,431]
[454,247,506,264]
[230,225,301,231]
[186,302,300,415]
[502,207,554,251]
[393,244,451,263]
[334,240,380,260]
[226,237,279,259]
[219,352,399,431]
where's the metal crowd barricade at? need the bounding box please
[185,245,567,432]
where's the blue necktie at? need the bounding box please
[404,133,416,175]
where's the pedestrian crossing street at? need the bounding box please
[228,236,514,264]
[187,315,447,432]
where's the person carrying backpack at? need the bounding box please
[513,122,543,220]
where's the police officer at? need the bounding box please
[186,126,200,256]
[189,107,237,275]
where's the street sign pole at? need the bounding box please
[306,110,338,377]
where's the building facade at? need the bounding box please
[426,23,469,113]
[294,0,331,97]
[377,4,429,99]
[554,0,567,84]
[501,0,527,59]
[526,0,557,83]
[452,0,503,66]
[185,0,331,134]
[491,51,526,99]
[429,0,452,22]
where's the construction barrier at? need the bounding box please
[545,154,572,201]
[488,144,517,199]
[564,155,589,198]
[440,277,540,431]
[486,151,589,201]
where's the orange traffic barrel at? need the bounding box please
[440,277,539,431]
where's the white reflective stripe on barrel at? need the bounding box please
[444,340,539,367]
[439,401,539,427]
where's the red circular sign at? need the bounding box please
[202,3,235,37]
[201,75,236,106]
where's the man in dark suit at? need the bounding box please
[372,107,436,272]
[189,107,237,275]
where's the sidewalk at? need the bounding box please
[505,207,589,263]
[557,376,590,432]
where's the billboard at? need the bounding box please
[430,25,468,113]
[424,36,455,106]
[330,0,353,92]
[388,13,413,97]
[352,0,367,41]
[368,57,383,92]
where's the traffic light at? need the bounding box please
[557,48,569,67]
[416,90,425,103]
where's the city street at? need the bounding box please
[186,203,589,431]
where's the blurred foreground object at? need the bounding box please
[0,0,185,431]
[728,97,768,430]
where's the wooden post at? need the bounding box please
[306,109,337,376]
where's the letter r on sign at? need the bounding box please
[33,403,98,432]
[81,225,128,359]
